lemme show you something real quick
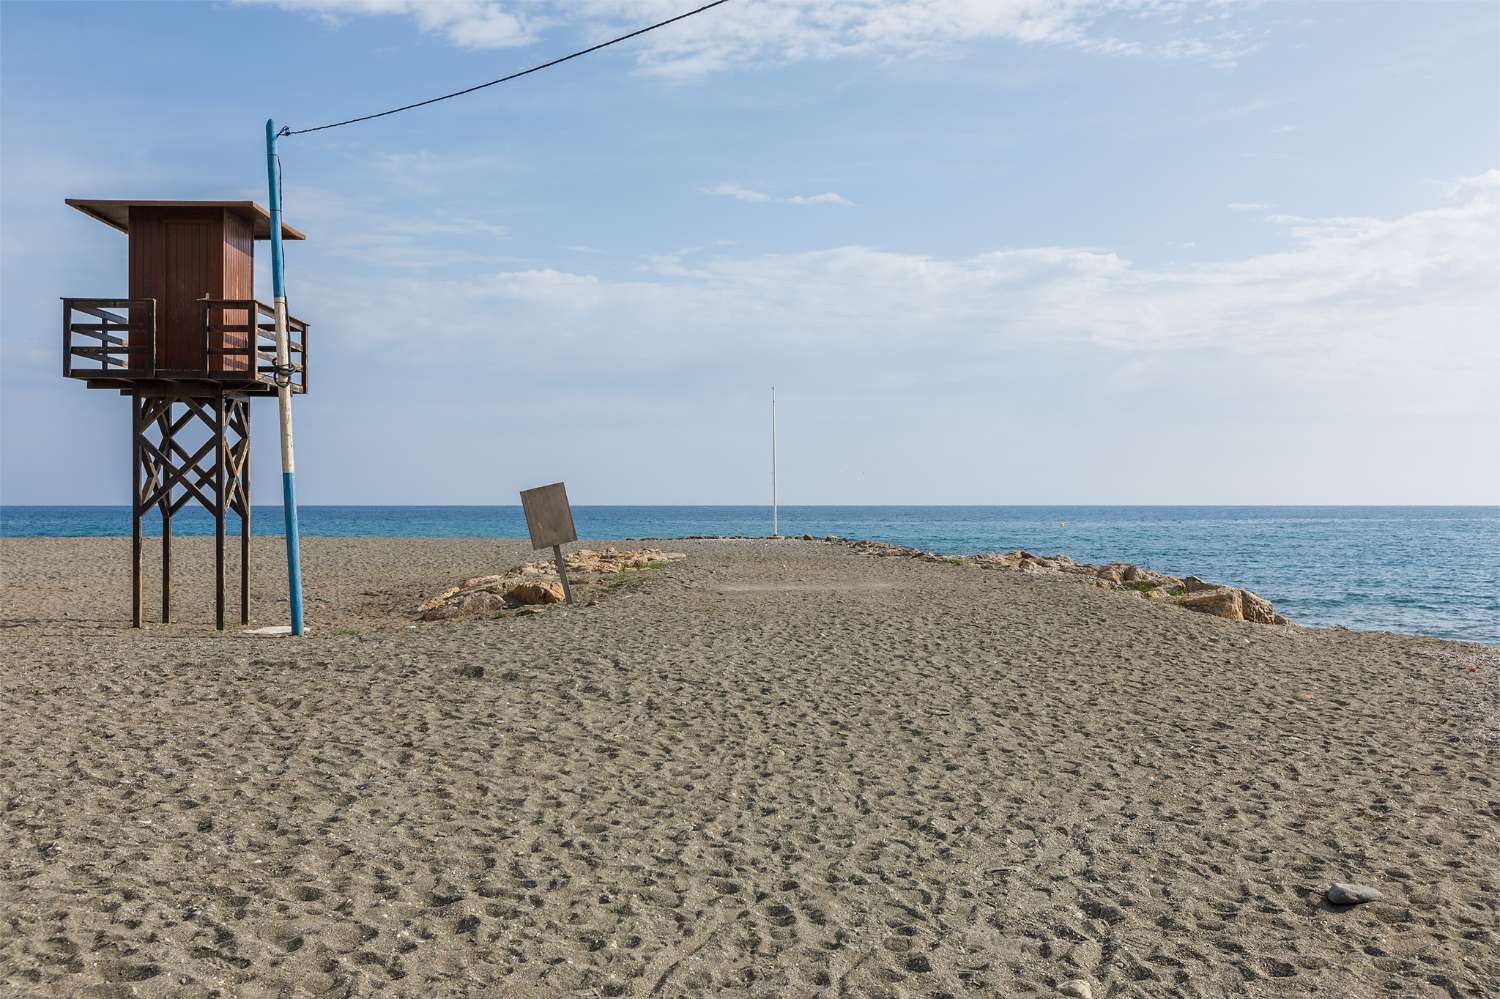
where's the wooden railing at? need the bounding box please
[63,297,308,393]
[201,299,309,394]
[62,298,155,377]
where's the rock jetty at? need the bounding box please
[418,548,685,621]
[837,539,1290,625]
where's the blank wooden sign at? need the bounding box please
[520,482,577,551]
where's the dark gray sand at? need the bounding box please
[1,537,1496,998]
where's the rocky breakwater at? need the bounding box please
[419,548,685,621]
[840,539,1289,625]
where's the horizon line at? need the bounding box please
[3,503,1497,511]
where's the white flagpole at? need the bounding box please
[771,386,779,537]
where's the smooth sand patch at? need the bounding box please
[715,581,898,592]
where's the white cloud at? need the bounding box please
[706,183,854,206]
[273,185,513,269]
[1227,201,1270,212]
[312,172,1498,411]
[242,0,538,49]
[784,192,854,206]
[242,0,1261,72]
[704,182,772,203]
[613,0,1261,77]
[382,217,509,238]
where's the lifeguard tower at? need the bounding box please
[61,199,309,630]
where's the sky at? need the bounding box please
[1,0,1497,506]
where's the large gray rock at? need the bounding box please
[1327,882,1381,905]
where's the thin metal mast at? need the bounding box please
[771,386,779,537]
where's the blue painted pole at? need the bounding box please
[266,119,305,635]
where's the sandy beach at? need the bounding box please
[1,536,1496,998]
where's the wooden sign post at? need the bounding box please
[519,482,577,604]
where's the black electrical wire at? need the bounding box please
[282,0,733,136]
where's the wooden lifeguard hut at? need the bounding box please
[61,199,309,630]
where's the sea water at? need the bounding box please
[3,505,1495,644]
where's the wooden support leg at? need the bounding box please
[215,392,226,632]
[240,401,252,626]
[127,392,247,632]
[131,395,142,628]
[159,401,173,624]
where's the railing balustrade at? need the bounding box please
[202,299,308,394]
[62,298,155,377]
[61,296,307,394]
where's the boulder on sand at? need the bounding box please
[421,591,507,621]
[506,581,565,606]
[1239,588,1277,624]
[419,548,684,621]
[1175,587,1244,622]
[1096,563,1132,584]
[1326,882,1381,906]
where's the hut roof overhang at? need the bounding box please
[65,199,306,240]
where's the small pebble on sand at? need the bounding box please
[1058,980,1093,999]
[1327,882,1382,905]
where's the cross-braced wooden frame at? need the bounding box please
[130,390,251,630]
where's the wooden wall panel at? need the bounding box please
[124,206,265,373]
[161,216,221,369]
[126,210,164,371]
[220,211,254,372]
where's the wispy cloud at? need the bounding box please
[705,182,853,207]
[784,192,854,206]
[381,217,509,239]
[315,172,1499,417]
[280,186,513,269]
[704,182,771,203]
[239,0,539,49]
[241,0,1263,74]
[1228,201,1270,212]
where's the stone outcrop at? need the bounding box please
[1176,586,1244,621]
[834,538,1290,626]
[507,581,565,606]
[419,548,685,621]
[1239,588,1278,624]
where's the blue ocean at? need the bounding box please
[3,505,1495,644]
